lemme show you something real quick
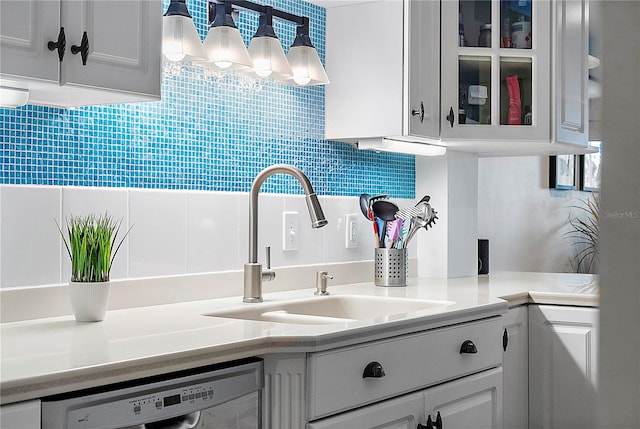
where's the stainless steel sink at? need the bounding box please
[204,295,455,325]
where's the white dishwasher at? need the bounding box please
[41,358,263,429]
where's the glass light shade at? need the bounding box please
[162,15,205,62]
[201,26,252,71]
[0,86,29,107]
[248,36,292,79]
[286,45,329,86]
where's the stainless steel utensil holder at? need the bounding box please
[375,248,407,287]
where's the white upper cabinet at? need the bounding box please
[325,0,440,144]
[323,0,591,156]
[440,0,551,142]
[554,0,590,145]
[0,0,161,107]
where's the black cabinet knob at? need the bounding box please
[459,339,478,354]
[446,106,455,127]
[503,328,509,352]
[71,31,89,65]
[47,27,66,62]
[412,101,425,123]
[435,411,443,429]
[362,361,385,378]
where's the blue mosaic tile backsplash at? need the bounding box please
[0,0,415,198]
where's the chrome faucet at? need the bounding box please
[244,164,328,303]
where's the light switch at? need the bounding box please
[283,212,299,251]
[345,213,359,248]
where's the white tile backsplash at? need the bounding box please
[1,186,62,288]
[129,190,187,277]
[0,185,395,288]
[187,191,240,273]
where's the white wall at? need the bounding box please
[477,156,593,273]
[0,185,414,289]
[416,151,478,278]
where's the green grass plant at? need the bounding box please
[565,194,599,274]
[56,213,130,282]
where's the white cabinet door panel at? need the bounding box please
[529,305,598,429]
[61,0,161,96]
[424,367,503,429]
[554,0,589,146]
[0,0,59,82]
[306,390,424,429]
[0,400,41,429]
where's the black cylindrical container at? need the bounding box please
[478,239,489,274]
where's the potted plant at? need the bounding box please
[565,194,600,274]
[57,213,130,322]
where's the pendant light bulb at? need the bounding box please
[162,0,205,62]
[247,9,292,79]
[286,19,329,86]
[200,2,252,71]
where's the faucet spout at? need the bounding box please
[244,164,328,302]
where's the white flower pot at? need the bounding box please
[69,281,111,322]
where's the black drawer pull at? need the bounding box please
[362,361,385,378]
[459,339,478,354]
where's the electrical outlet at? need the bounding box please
[345,213,359,248]
[283,212,299,251]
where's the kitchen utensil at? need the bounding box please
[372,200,399,248]
[368,194,390,214]
[359,193,371,219]
[375,217,385,248]
[372,200,399,221]
[385,218,403,249]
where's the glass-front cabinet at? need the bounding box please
[440,0,550,141]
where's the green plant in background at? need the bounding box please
[565,194,600,274]
[56,213,130,282]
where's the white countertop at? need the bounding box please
[0,271,598,405]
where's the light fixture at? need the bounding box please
[286,17,329,86]
[200,1,253,71]
[247,7,292,79]
[0,85,29,108]
[162,0,206,62]
[358,138,447,157]
[201,1,329,85]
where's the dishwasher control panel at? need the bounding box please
[41,358,264,429]
[125,380,217,418]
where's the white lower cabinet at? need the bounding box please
[0,399,41,429]
[306,389,425,429]
[529,305,599,429]
[502,306,529,429]
[264,316,503,429]
[308,368,503,429]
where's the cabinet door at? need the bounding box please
[61,0,161,97]
[0,400,41,429]
[424,367,503,429]
[440,0,550,142]
[554,0,589,146]
[306,390,424,429]
[502,306,528,429]
[529,305,598,429]
[407,0,440,139]
[325,1,404,140]
[0,0,59,82]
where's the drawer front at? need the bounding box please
[306,317,502,420]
